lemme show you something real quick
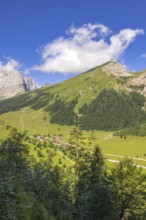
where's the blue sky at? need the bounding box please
[0,0,146,86]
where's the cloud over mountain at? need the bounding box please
[33,23,144,75]
[0,57,21,72]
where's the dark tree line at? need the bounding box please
[46,90,146,131]
[42,90,146,131]
[48,98,78,125]
[79,90,146,130]
[0,89,54,114]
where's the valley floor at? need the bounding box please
[0,107,146,169]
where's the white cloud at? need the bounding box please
[23,68,30,75]
[66,23,110,43]
[141,53,146,58]
[33,23,144,75]
[0,57,21,72]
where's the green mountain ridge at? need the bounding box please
[1,59,146,132]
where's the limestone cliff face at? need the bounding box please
[102,59,132,77]
[129,71,146,96]
[0,70,37,99]
[23,76,38,91]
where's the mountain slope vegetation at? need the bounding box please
[79,90,146,130]
[0,60,146,132]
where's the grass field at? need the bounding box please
[27,141,73,167]
[0,107,73,138]
[99,135,146,159]
[0,107,146,168]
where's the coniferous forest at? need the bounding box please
[0,89,146,132]
[79,90,146,130]
[0,128,146,220]
[49,90,146,130]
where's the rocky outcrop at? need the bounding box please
[0,70,37,99]
[23,76,38,91]
[102,59,132,77]
[101,59,146,97]
[130,72,146,85]
[129,72,146,95]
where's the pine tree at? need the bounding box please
[110,158,146,220]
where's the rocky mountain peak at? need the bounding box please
[0,69,37,99]
[102,59,132,77]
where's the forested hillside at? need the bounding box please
[79,90,146,130]
[0,89,146,131]
[0,128,146,220]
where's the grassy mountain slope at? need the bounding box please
[48,67,118,110]
[0,61,146,132]
[0,65,119,114]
